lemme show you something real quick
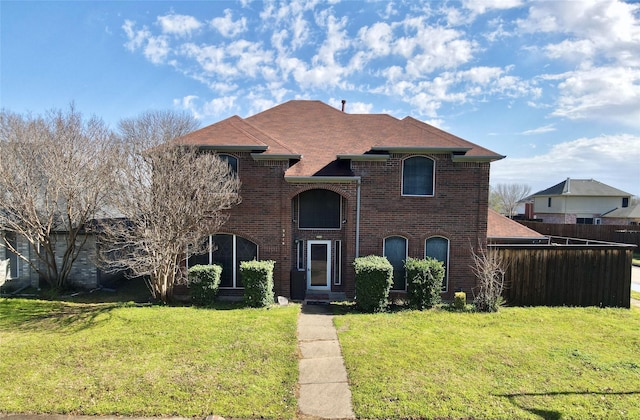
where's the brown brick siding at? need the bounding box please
[218,152,490,300]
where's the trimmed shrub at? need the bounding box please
[454,291,467,310]
[188,264,222,306]
[405,257,444,310]
[241,260,276,307]
[354,255,393,312]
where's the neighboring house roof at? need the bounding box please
[487,209,547,241]
[178,100,504,178]
[601,204,640,219]
[528,178,631,198]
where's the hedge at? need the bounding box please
[240,260,276,307]
[188,264,222,306]
[354,255,393,312]
[405,257,444,310]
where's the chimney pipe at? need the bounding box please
[341,99,346,112]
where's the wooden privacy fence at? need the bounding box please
[519,221,640,249]
[490,240,634,308]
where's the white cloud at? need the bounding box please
[210,9,247,38]
[122,20,169,64]
[358,22,392,57]
[491,134,640,196]
[518,0,640,65]
[181,43,236,77]
[122,20,149,51]
[463,0,524,15]
[157,13,202,37]
[520,124,556,135]
[544,65,640,127]
[174,95,237,120]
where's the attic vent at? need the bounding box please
[341,99,346,112]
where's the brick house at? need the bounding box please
[180,100,504,300]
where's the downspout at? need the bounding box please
[355,178,361,258]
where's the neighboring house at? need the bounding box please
[179,100,504,300]
[527,178,633,225]
[0,232,99,291]
[487,209,547,244]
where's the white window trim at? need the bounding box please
[334,240,342,285]
[401,155,436,197]
[307,240,332,290]
[425,236,450,293]
[296,240,305,271]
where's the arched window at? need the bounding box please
[402,156,434,196]
[425,236,449,291]
[219,154,238,174]
[187,234,258,288]
[384,236,407,291]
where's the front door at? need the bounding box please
[307,240,331,290]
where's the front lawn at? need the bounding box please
[334,306,640,419]
[0,299,299,418]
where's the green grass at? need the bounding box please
[632,290,640,301]
[334,306,640,419]
[0,298,300,418]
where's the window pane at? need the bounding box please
[403,156,433,196]
[4,232,18,278]
[384,236,406,290]
[426,237,448,291]
[235,236,258,288]
[212,234,234,287]
[187,238,210,268]
[299,189,341,229]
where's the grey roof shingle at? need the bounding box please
[530,178,631,197]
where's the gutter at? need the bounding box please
[284,176,361,184]
[356,178,361,258]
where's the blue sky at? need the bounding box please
[2,0,639,196]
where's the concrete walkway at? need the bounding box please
[297,303,355,419]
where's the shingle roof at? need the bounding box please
[529,178,631,197]
[487,209,547,240]
[601,204,640,219]
[178,100,504,178]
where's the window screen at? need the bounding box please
[213,234,235,288]
[426,236,449,291]
[402,156,434,196]
[384,236,407,290]
[298,189,341,229]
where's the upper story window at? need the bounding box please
[402,156,434,196]
[219,154,238,175]
[297,189,342,230]
[548,197,552,207]
[622,197,629,208]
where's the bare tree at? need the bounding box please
[471,245,507,312]
[491,183,532,218]
[98,111,241,303]
[0,106,118,289]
